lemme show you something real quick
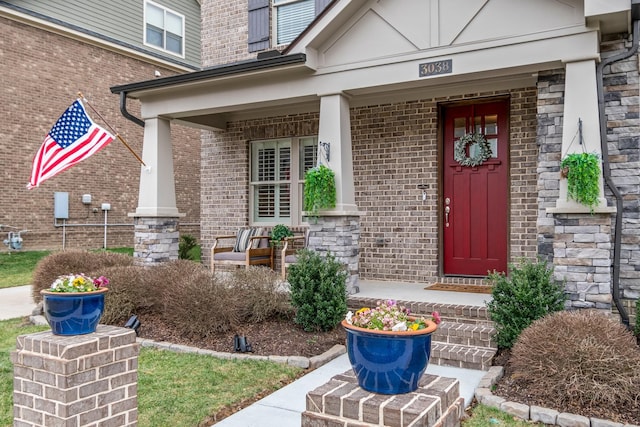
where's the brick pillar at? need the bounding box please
[307,214,361,294]
[302,370,464,427]
[133,216,180,265]
[11,325,139,427]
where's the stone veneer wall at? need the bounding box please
[536,34,640,310]
[307,216,361,293]
[11,326,139,427]
[133,217,180,265]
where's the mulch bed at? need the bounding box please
[491,349,640,425]
[135,313,346,358]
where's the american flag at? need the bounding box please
[27,99,114,189]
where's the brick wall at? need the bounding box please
[201,90,539,283]
[201,0,255,67]
[2,17,201,251]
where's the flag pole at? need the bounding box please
[77,92,146,167]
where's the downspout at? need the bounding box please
[119,92,145,127]
[595,17,639,328]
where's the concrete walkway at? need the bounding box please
[0,285,36,321]
[0,281,489,426]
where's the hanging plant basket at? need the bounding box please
[303,164,336,217]
[454,133,492,167]
[560,152,601,211]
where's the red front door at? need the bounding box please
[442,101,509,276]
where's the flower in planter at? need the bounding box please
[346,300,441,332]
[47,273,110,293]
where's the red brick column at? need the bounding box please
[11,325,139,426]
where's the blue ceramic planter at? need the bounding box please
[342,319,437,394]
[41,288,108,335]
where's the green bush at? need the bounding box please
[178,234,198,260]
[287,249,347,332]
[270,224,293,246]
[486,258,565,349]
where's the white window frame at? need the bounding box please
[250,136,318,226]
[143,0,185,58]
[272,0,316,46]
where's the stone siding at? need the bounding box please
[536,34,640,309]
[2,16,201,252]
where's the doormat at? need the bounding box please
[424,283,493,294]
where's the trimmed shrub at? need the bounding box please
[178,234,198,260]
[160,264,292,337]
[32,250,133,302]
[100,265,149,325]
[288,250,348,332]
[510,310,640,412]
[486,258,565,349]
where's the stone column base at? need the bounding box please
[133,216,180,265]
[306,214,361,294]
[302,370,464,427]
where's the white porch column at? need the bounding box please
[130,117,182,265]
[551,59,611,213]
[135,117,180,217]
[318,93,359,214]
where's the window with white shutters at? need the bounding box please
[251,137,318,225]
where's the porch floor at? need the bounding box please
[355,279,492,307]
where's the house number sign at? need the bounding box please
[419,59,452,77]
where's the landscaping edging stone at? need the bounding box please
[136,337,346,370]
[30,314,346,370]
[475,366,640,427]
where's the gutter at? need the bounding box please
[111,52,307,128]
[110,53,307,95]
[595,14,640,327]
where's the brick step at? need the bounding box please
[347,296,494,326]
[433,322,496,349]
[430,342,497,371]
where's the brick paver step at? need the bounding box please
[430,342,497,371]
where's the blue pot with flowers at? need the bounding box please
[40,274,110,335]
[342,300,441,394]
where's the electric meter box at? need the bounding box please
[54,192,69,219]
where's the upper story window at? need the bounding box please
[144,1,185,57]
[250,137,318,225]
[273,0,316,45]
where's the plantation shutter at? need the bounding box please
[248,0,270,52]
[256,145,276,218]
[279,145,291,218]
[315,0,332,15]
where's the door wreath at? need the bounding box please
[454,133,492,167]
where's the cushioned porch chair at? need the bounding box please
[211,228,273,275]
[281,231,308,280]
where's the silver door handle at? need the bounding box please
[445,206,450,227]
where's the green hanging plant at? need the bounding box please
[560,152,601,212]
[303,164,336,217]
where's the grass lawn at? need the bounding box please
[0,251,50,289]
[462,404,543,426]
[1,249,524,426]
[0,318,301,427]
